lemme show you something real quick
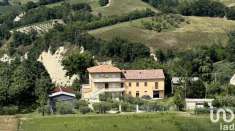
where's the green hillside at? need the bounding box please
[46,0,158,16]
[89,16,235,50]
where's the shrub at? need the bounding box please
[79,106,91,114]
[0,106,18,115]
[75,100,88,109]
[121,102,135,112]
[194,108,210,114]
[56,101,74,114]
[93,102,112,113]
[37,104,51,115]
[141,95,151,100]
[99,93,112,101]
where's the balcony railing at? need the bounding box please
[92,78,123,83]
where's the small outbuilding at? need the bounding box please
[185,98,214,110]
[49,87,76,112]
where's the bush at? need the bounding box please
[56,101,74,114]
[141,95,151,100]
[74,100,88,109]
[93,102,112,113]
[121,102,135,112]
[37,104,51,115]
[99,93,112,101]
[79,106,91,114]
[194,108,210,114]
[0,106,18,115]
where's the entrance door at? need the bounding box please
[105,83,109,89]
[153,91,160,98]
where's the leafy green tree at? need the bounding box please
[174,88,185,111]
[62,52,95,83]
[0,63,11,106]
[227,31,235,62]
[35,73,53,116]
[9,64,31,106]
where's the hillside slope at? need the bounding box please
[89,16,235,50]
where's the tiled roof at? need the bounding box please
[123,69,165,80]
[51,87,75,94]
[87,65,121,73]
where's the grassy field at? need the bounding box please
[89,16,235,51]
[20,113,219,131]
[46,0,158,16]
[92,0,158,16]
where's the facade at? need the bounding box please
[82,65,165,101]
[49,87,76,112]
[123,70,165,99]
[82,65,124,102]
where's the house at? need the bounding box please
[82,65,124,102]
[123,70,165,99]
[82,65,165,101]
[49,87,76,112]
[185,99,214,110]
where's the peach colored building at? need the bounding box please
[82,65,165,101]
[123,70,165,99]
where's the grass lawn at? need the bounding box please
[20,113,219,131]
[89,16,235,51]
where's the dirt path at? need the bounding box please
[0,116,18,131]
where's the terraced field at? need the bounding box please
[89,16,235,50]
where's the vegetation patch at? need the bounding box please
[20,113,219,131]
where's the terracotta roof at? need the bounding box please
[123,69,165,80]
[51,87,75,94]
[87,65,121,73]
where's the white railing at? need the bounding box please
[92,78,123,83]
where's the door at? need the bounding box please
[153,91,160,98]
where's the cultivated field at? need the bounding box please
[20,113,219,131]
[89,16,235,50]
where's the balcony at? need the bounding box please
[92,78,123,83]
[103,87,125,92]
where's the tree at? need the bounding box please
[155,49,166,63]
[174,88,185,111]
[9,64,31,106]
[35,73,53,116]
[62,52,95,83]
[24,1,38,11]
[0,63,11,106]
[227,31,235,62]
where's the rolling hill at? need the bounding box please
[89,16,235,51]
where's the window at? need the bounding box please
[144,82,147,86]
[121,83,124,88]
[136,82,139,87]
[155,82,158,89]
[129,82,132,87]
[129,91,131,95]
[136,91,140,97]
[105,83,109,89]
